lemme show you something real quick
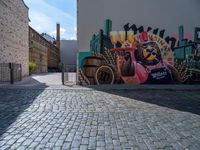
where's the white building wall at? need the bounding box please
[77,0,200,52]
[60,40,77,71]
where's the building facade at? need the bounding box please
[43,24,60,71]
[77,0,200,85]
[29,25,60,73]
[29,27,48,73]
[77,0,200,52]
[47,43,60,71]
[0,0,29,76]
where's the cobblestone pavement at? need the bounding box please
[0,73,76,87]
[0,89,200,150]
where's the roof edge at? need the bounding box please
[21,0,29,9]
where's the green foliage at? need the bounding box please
[29,62,36,73]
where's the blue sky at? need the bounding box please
[24,0,76,40]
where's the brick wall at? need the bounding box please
[0,0,29,76]
[29,27,48,73]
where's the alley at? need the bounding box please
[0,88,200,150]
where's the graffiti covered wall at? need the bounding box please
[78,20,200,85]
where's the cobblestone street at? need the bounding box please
[0,88,200,150]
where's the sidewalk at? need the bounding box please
[0,73,76,89]
[0,73,200,149]
[0,73,200,91]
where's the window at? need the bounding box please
[40,54,43,62]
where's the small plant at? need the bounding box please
[29,62,36,74]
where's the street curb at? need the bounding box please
[0,84,200,91]
[78,85,200,91]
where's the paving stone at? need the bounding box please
[10,142,21,149]
[16,137,27,143]
[113,139,121,146]
[119,136,127,143]
[88,142,97,149]
[15,145,28,150]
[66,133,75,142]
[55,139,64,147]
[52,147,62,150]
[45,142,55,148]
[97,141,105,147]
[96,146,106,150]
[28,141,39,148]
[62,142,71,150]
[71,140,81,148]
[81,138,89,145]
[113,145,123,150]
[106,143,114,149]
[79,145,88,150]
[35,144,46,150]
[21,139,34,146]
[6,139,17,145]
[34,136,44,142]
[0,89,199,149]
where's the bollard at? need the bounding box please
[19,64,22,81]
[62,63,64,85]
[9,63,14,84]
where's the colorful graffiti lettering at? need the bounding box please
[124,23,177,49]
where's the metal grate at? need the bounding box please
[12,63,22,82]
[0,63,10,83]
[61,64,76,85]
[0,63,22,84]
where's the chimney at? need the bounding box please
[56,23,60,49]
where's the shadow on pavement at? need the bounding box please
[0,84,47,137]
[80,84,200,115]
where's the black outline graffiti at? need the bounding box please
[124,23,177,49]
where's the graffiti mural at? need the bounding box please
[78,20,200,85]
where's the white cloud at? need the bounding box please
[74,27,77,32]
[70,37,77,40]
[24,0,76,40]
[34,25,42,32]
[51,28,67,38]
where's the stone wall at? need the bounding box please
[0,0,29,76]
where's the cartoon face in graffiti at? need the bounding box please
[136,41,161,65]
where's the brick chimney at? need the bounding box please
[56,23,60,49]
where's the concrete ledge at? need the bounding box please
[0,84,200,91]
[79,84,200,91]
